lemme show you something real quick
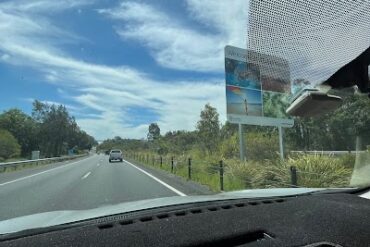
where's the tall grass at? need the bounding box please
[128,151,354,192]
[259,156,351,188]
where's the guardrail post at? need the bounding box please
[188,158,192,180]
[160,156,162,168]
[290,166,297,187]
[219,160,224,191]
[171,157,174,173]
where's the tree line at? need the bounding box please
[98,94,370,160]
[0,100,97,161]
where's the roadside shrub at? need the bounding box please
[225,159,259,188]
[338,154,356,169]
[225,154,352,189]
[284,154,352,187]
[219,134,239,159]
[131,151,353,191]
[245,132,279,161]
[0,129,21,160]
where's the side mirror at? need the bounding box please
[286,89,342,117]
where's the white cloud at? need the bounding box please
[99,1,248,72]
[0,0,93,13]
[22,98,80,112]
[1,0,229,139]
[77,117,149,141]
[0,53,10,61]
[57,88,65,94]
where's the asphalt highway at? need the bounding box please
[0,154,188,221]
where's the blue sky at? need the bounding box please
[0,0,248,140]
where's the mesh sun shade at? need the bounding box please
[247,0,370,93]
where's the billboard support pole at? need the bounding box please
[239,124,246,161]
[278,126,284,160]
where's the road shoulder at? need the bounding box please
[124,158,214,196]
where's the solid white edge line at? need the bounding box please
[0,156,94,186]
[123,159,186,197]
[82,172,91,180]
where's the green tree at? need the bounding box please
[286,94,370,151]
[0,129,21,160]
[328,94,370,150]
[32,100,97,156]
[0,101,96,158]
[220,121,238,140]
[196,103,220,154]
[97,137,149,153]
[161,130,197,154]
[147,123,160,141]
[0,109,38,157]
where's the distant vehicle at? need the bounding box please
[109,149,123,163]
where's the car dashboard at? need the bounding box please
[0,192,369,246]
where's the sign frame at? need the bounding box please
[225,45,294,128]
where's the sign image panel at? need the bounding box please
[226,86,262,116]
[262,91,291,119]
[225,58,261,90]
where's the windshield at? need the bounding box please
[0,0,370,232]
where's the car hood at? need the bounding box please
[0,188,332,235]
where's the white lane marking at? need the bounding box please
[0,156,95,187]
[123,159,186,196]
[82,172,91,180]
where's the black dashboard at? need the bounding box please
[1,192,369,246]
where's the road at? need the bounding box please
[0,154,192,221]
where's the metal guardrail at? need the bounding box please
[0,154,88,170]
[290,150,367,156]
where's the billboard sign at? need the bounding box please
[225,45,294,127]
